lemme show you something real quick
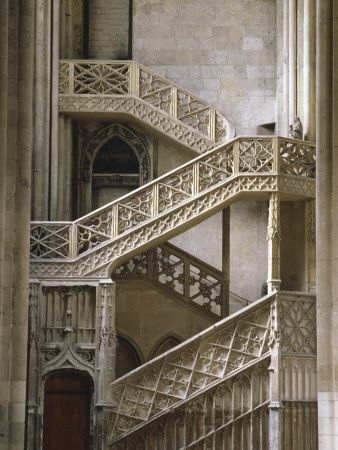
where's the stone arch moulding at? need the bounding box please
[82,123,151,184]
[148,332,184,361]
[41,341,95,380]
[116,332,145,366]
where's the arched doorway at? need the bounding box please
[92,136,140,209]
[42,372,92,450]
[80,123,151,215]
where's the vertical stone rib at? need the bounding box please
[283,0,290,136]
[288,0,297,122]
[316,0,334,446]
[303,0,316,141]
[0,0,9,445]
[50,0,60,220]
[33,0,51,220]
[10,0,35,447]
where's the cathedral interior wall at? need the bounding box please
[132,0,277,135]
[115,280,213,362]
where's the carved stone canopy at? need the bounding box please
[82,123,150,184]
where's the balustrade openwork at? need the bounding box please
[58,60,232,149]
[113,242,227,319]
[105,291,316,446]
[30,137,315,279]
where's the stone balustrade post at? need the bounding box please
[268,294,283,450]
[267,193,281,293]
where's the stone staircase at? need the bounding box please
[104,291,317,449]
[29,62,318,448]
[29,136,315,281]
[58,60,234,154]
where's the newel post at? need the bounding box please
[268,293,283,449]
[95,280,116,447]
[129,62,140,97]
[267,192,281,293]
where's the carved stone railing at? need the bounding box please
[105,291,316,447]
[58,60,234,153]
[112,242,227,319]
[29,137,316,279]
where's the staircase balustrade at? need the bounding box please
[105,291,316,447]
[113,242,227,319]
[58,60,233,149]
[29,137,315,279]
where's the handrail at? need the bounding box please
[59,59,233,144]
[30,136,315,265]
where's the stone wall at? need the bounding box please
[230,201,268,301]
[133,0,277,135]
[115,281,213,362]
[89,0,129,59]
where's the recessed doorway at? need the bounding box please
[42,372,92,450]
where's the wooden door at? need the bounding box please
[42,372,91,450]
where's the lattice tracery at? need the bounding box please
[113,242,225,318]
[106,292,315,445]
[30,137,315,278]
[59,60,232,144]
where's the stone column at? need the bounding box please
[26,283,42,449]
[57,116,65,219]
[316,0,337,447]
[303,0,316,142]
[50,0,60,220]
[3,1,36,447]
[222,207,230,317]
[32,0,51,220]
[0,0,9,445]
[267,193,281,293]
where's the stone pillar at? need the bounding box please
[64,117,73,220]
[303,0,316,142]
[316,0,337,447]
[32,0,51,220]
[305,199,316,293]
[0,0,36,447]
[222,207,230,317]
[50,0,60,220]
[267,193,281,293]
[26,283,42,450]
[57,115,65,219]
[0,0,9,446]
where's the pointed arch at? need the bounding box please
[81,123,150,184]
[116,334,143,379]
[148,333,183,360]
